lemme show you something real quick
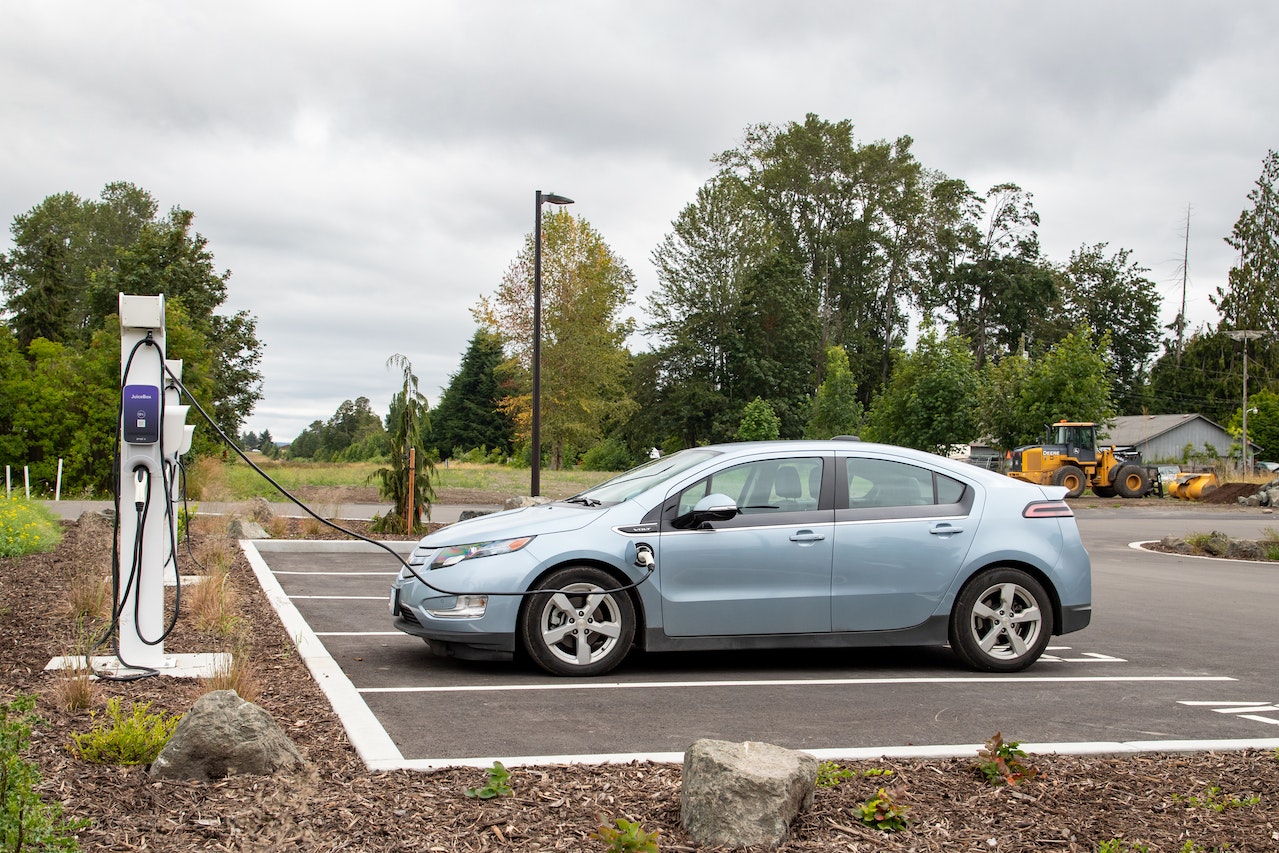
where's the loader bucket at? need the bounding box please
[1167,472,1220,500]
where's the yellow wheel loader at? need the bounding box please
[1006,421,1155,499]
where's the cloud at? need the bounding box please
[2,1,1276,440]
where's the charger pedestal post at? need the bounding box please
[46,293,226,679]
[117,294,171,669]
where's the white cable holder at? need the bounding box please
[117,294,174,669]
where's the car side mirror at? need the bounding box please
[672,492,740,529]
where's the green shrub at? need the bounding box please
[0,498,63,558]
[580,439,636,472]
[68,699,180,765]
[2,694,89,850]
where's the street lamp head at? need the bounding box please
[540,192,574,206]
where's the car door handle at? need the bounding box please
[790,531,826,543]
[929,523,963,536]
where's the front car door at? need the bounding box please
[656,454,833,637]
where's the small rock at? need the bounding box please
[227,518,270,539]
[248,497,274,523]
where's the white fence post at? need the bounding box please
[24,466,31,499]
[55,458,63,501]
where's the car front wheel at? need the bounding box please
[949,568,1053,672]
[519,566,635,677]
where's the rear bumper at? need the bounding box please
[1058,603,1092,634]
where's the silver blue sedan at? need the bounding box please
[389,440,1091,676]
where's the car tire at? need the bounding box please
[519,566,635,677]
[1051,465,1086,498]
[949,567,1053,672]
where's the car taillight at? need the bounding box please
[1023,500,1073,518]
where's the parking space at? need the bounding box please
[244,512,1279,769]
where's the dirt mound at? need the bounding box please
[1200,481,1265,504]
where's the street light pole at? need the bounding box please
[532,190,574,497]
[1227,330,1265,473]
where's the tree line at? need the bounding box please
[3,124,1276,497]
[1,182,263,494]
[449,119,1277,469]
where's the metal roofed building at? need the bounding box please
[1105,414,1258,463]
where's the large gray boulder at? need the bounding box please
[150,690,308,781]
[680,738,818,849]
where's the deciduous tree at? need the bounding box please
[862,329,977,455]
[475,211,636,469]
[1060,243,1162,414]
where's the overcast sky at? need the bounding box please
[3,2,1276,441]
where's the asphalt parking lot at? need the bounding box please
[243,508,1279,769]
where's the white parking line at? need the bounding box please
[273,571,398,577]
[290,595,386,600]
[1178,700,1279,725]
[359,675,1235,695]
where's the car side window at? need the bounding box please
[673,457,825,518]
[845,458,968,511]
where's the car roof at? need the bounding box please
[691,440,1022,488]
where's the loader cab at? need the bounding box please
[1050,422,1097,465]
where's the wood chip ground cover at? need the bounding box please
[3,513,1277,851]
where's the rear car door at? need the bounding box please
[830,453,980,631]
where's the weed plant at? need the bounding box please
[464,761,512,799]
[815,761,893,788]
[1173,785,1261,812]
[854,786,910,832]
[592,817,661,852]
[0,497,63,558]
[1,694,88,851]
[69,698,180,765]
[975,732,1039,785]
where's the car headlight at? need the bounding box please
[429,536,535,569]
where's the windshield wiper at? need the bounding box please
[563,496,602,507]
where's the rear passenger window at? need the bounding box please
[935,472,966,504]
[846,458,967,508]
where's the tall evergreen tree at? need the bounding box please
[432,329,513,458]
[1213,149,1279,331]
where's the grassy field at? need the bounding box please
[190,457,613,502]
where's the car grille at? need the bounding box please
[399,608,421,627]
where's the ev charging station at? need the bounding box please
[117,293,180,669]
[48,293,226,679]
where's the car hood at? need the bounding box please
[418,502,609,546]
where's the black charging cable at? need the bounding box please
[161,362,656,599]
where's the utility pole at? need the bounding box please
[1226,330,1265,472]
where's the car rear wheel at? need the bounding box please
[519,566,635,677]
[949,568,1053,672]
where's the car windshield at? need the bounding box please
[569,449,720,504]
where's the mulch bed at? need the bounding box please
[3,512,1278,851]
